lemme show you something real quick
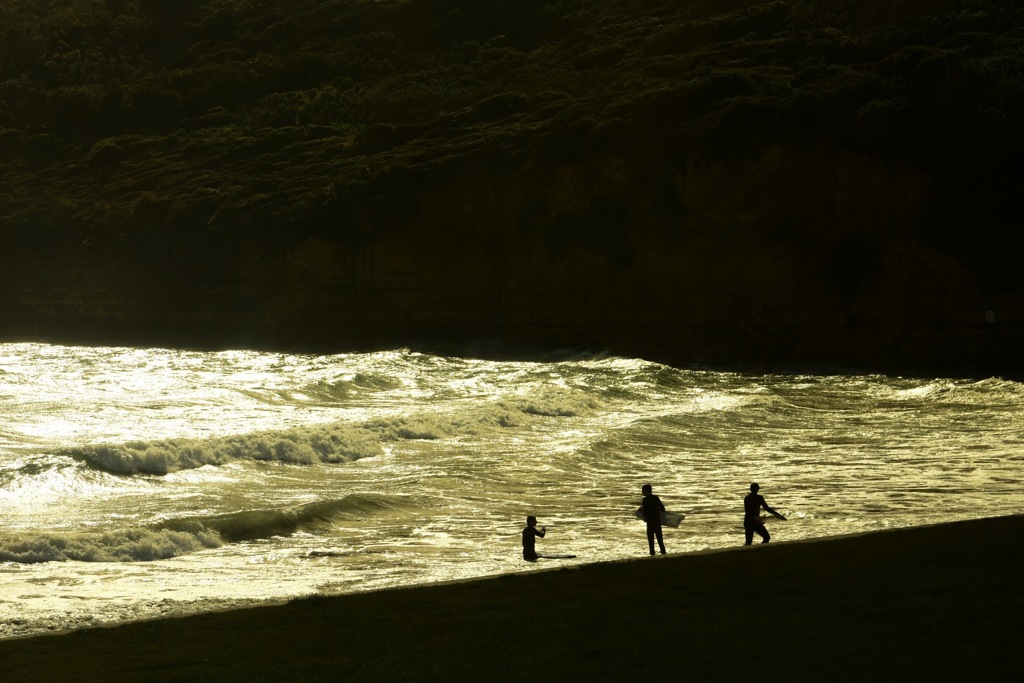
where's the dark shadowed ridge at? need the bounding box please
[2,0,1023,377]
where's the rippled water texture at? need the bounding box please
[2,343,1022,637]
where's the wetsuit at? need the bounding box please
[522,524,546,561]
[744,492,771,545]
[642,494,667,555]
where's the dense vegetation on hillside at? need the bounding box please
[2,0,1023,371]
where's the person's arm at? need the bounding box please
[537,526,546,538]
[658,497,666,512]
[762,500,786,520]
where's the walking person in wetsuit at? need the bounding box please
[522,515,546,561]
[744,482,786,545]
[641,483,667,555]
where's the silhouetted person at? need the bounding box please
[522,515,546,561]
[641,483,667,555]
[744,482,786,545]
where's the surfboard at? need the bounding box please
[635,506,685,528]
[537,553,577,559]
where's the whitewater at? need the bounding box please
[2,342,1022,639]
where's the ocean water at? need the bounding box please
[1,342,1022,638]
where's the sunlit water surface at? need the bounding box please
[1,342,1022,638]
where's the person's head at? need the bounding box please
[526,515,537,527]
[642,483,652,495]
[750,482,760,493]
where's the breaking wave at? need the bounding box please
[0,495,401,563]
[0,527,222,563]
[156,494,407,543]
[64,422,384,475]
[63,388,600,475]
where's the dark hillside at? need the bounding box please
[2,0,1023,374]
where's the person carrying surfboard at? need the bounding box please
[641,483,667,555]
[744,482,786,545]
[522,515,546,561]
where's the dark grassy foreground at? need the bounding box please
[1,516,1021,682]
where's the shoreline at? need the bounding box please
[0,519,964,643]
[1,515,1021,681]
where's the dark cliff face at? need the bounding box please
[1,0,1023,375]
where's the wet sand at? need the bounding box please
[1,515,1021,682]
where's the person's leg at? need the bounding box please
[744,520,754,545]
[646,526,656,555]
[756,522,770,544]
[655,528,666,554]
